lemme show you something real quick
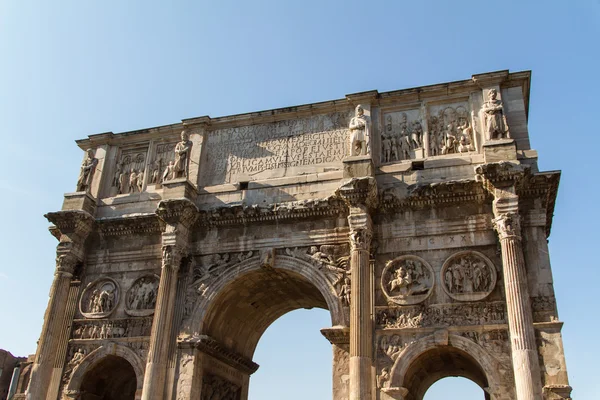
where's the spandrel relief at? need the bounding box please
[381,255,434,305]
[380,110,423,163]
[441,251,497,301]
[428,102,475,156]
[201,111,350,186]
[125,275,160,316]
[79,278,120,319]
[112,148,148,194]
[200,373,241,400]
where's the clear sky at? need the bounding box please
[0,1,598,399]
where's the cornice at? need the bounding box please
[96,214,162,237]
[520,171,561,238]
[379,179,489,212]
[196,195,348,227]
[320,326,350,345]
[179,335,259,375]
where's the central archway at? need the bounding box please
[182,255,346,399]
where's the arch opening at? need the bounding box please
[201,265,333,359]
[424,376,486,400]
[402,346,490,400]
[79,355,136,400]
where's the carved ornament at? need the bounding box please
[97,214,161,237]
[197,196,348,227]
[71,317,153,339]
[200,373,240,400]
[475,161,528,192]
[45,210,95,241]
[156,198,199,228]
[79,278,120,319]
[493,213,521,240]
[381,256,434,305]
[125,275,160,317]
[440,251,497,301]
[336,176,378,210]
[376,301,506,329]
[180,335,259,375]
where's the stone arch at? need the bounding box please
[66,342,145,400]
[387,333,506,400]
[185,255,345,358]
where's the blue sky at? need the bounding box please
[0,1,598,398]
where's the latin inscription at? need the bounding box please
[201,111,351,185]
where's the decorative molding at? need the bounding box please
[97,214,161,237]
[179,335,259,375]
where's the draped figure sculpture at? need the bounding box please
[349,104,370,156]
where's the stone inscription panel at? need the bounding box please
[201,111,351,186]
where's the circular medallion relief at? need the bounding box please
[80,278,120,319]
[440,251,497,301]
[125,275,160,317]
[381,255,434,305]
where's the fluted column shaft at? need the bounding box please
[348,213,372,400]
[26,255,77,400]
[494,211,543,400]
[142,244,182,400]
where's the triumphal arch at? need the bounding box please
[22,70,572,400]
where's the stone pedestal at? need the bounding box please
[162,178,198,201]
[61,192,97,215]
[483,139,517,163]
[343,156,374,178]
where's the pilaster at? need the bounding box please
[26,211,94,400]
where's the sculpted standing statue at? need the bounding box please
[349,104,370,156]
[76,149,98,192]
[482,89,509,140]
[171,130,193,180]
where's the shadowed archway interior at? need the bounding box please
[80,355,136,400]
[404,346,489,400]
[202,267,330,359]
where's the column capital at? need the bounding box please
[493,212,522,241]
[45,210,95,262]
[161,245,184,271]
[348,214,373,251]
[336,176,378,212]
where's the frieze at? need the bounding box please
[71,317,153,339]
[79,277,120,319]
[531,295,557,323]
[381,255,434,305]
[376,301,506,329]
[440,251,497,301]
[196,195,348,227]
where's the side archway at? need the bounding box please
[66,343,145,400]
[387,333,508,400]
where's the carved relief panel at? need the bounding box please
[379,109,424,163]
[148,141,178,185]
[79,278,120,318]
[112,146,148,194]
[381,255,434,305]
[200,373,241,400]
[427,101,476,156]
[200,111,351,186]
[440,251,497,301]
[125,275,160,316]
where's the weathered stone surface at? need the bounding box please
[21,70,571,400]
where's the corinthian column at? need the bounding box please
[337,176,378,400]
[27,211,94,400]
[477,163,543,400]
[348,214,373,400]
[142,199,197,400]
